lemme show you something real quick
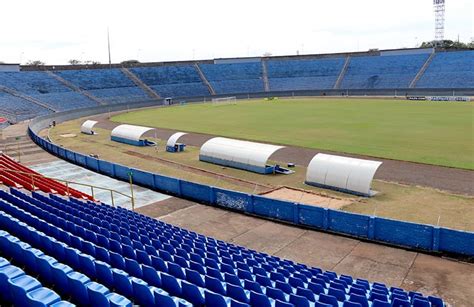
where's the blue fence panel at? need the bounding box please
[114,164,131,181]
[298,205,326,229]
[57,147,67,159]
[46,142,53,153]
[439,228,474,256]
[213,188,250,212]
[74,153,87,166]
[132,169,155,189]
[154,174,180,195]
[66,150,76,163]
[374,218,433,250]
[253,196,295,223]
[328,210,369,238]
[85,156,99,172]
[98,160,115,177]
[181,181,212,203]
[51,144,59,155]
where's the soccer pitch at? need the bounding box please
[112,98,474,169]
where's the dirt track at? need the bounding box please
[91,112,474,196]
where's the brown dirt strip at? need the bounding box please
[123,150,272,190]
[88,112,474,196]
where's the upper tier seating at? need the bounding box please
[131,66,209,97]
[57,69,149,103]
[199,63,264,94]
[0,178,444,306]
[0,94,52,121]
[416,51,474,88]
[267,57,345,91]
[0,71,71,95]
[340,54,429,89]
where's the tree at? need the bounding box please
[419,40,473,50]
[26,60,45,66]
[68,59,82,65]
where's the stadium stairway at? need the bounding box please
[0,183,445,307]
[45,71,106,106]
[409,52,436,88]
[195,63,216,96]
[261,60,270,92]
[333,56,351,90]
[120,68,161,99]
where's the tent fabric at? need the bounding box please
[200,137,284,168]
[166,132,187,147]
[110,124,155,142]
[306,153,382,196]
[80,120,98,135]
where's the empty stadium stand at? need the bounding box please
[0,184,445,306]
[131,65,210,97]
[416,50,474,88]
[267,57,346,91]
[199,62,264,94]
[0,49,473,123]
[340,54,429,89]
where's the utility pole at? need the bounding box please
[107,27,112,68]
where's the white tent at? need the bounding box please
[306,153,382,196]
[200,137,284,173]
[80,120,98,135]
[166,132,187,148]
[111,124,155,146]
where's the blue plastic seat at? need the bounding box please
[67,271,91,305]
[142,264,162,288]
[369,291,388,302]
[290,293,311,307]
[0,264,25,302]
[349,293,369,307]
[78,253,97,280]
[131,277,155,306]
[86,281,110,307]
[391,298,411,307]
[372,299,391,307]
[328,286,346,301]
[181,280,205,305]
[8,274,42,306]
[50,301,77,307]
[153,288,177,307]
[307,281,325,296]
[125,258,143,278]
[244,279,264,294]
[186,268,205,287]
[95,260,114,289]
[161,272,182,296]
[25,287,61,307]
[428,296,444,307]
[318,293,339,307]
[37,254,58,285]
[413,298,431,307]
[205,274,227,295]
[205,290,230,306]
[249,290,272,307]
[106,292,133,307]
[343,301,363,307]
[112,269,133,298]
[23,248,44,275]
[50,263,73,293]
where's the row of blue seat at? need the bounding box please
[0,254,72,307]
[0,188,444,307]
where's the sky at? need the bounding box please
[1,0,472,65]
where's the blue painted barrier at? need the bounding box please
[27,117,474,257]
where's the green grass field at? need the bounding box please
[112,98,474,169]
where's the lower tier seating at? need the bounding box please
[0,186,444,307]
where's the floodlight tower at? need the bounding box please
[433,0,445,45]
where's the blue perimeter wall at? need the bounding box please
[27,104,474,258]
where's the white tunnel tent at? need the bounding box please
[200,137,290,174]
[110,124,156,146]
[80,120,98,135]
[166,132,187,152]
[305,153,382,197]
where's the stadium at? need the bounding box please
[0,1,473,306]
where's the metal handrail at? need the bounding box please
[0,167,135,210]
